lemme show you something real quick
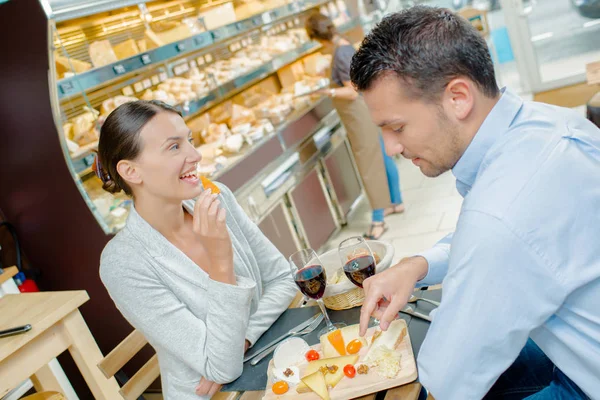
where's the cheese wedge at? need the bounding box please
[320,324,367,358]
[301,371,329,400]
[200,176,220,194]
[297,354,359,392]
[327,330,346,356]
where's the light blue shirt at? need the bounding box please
[416,88,600,399]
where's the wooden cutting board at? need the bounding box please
[262,320,418,400]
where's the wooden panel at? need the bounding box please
[61,311,121,400]
[119,354,160,400]
[98,329,148,379]
[0,291,89,362]
[533,82,599,108]
[240,390,265,400]
[21,392,66,400]
[31,364,65,394]
[0,323,71,397]
[0,266,18,286]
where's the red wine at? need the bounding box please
[343,255,375,288]
[295,265,326,299]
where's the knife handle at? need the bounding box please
[244,332,291,363]
[250,341,279,366]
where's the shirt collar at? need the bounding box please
[452,87,523,194]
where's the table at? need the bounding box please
[0,291,121,399]
[229,289,442,400]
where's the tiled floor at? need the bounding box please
[323,157,463,265]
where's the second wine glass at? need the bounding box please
[289,248,345,337]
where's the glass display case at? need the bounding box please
[49,0,358,234]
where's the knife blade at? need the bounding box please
[400,306,432,322]
[243,313,320,362]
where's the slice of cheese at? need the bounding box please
[327,330,346,356]
[297,354,359,392]
[301,371,329,400]
[88,40,118,68]
[320,324,366,358]
[365,319,407,360]
[113,39,140,60]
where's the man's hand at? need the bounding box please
[195,377,222,397]
[360,257,429,336]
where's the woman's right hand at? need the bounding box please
[193,188,235,284]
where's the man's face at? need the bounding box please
[362,76,464,178]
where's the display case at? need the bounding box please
[48,0,360,234]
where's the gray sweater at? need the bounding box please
[100,183,298,399]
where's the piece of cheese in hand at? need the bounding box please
[200,176,220,194]
[365,319,407,357]
[301,371,330,400]
[363,319,407,379]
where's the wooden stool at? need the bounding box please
[21,392,66,400]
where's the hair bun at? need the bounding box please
[92,154,123,194]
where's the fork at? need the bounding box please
[249,314,324,366]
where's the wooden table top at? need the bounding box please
[0,290,89,362]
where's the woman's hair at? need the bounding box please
[95,100,181,196]
[305,13,336,41]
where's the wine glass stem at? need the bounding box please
[317,299,335,330]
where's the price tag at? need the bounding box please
[151,75,160,85]
[83,153,95,167]
[142,79,152,89]
[159,72,168,81]
[113,64,126,75]
[176,43,186,52]
[140,54,152,65]
[204,54,213,63]
[133,82,144,93]
[194,35,208,47]
[59,81,74,95]
[294,18,300,25]
[122,86,134,96]
[197,57,205,66]
[287,21,294,28]
[190,60,197,68]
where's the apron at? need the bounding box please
[331,49,391,210]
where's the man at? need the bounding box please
[350,6,600,400]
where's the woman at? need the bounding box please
[306,13,404,239]
[96,100,298,399]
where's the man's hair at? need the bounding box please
[350,6,499,101]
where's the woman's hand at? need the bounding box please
[196,377,222,397]
[193,188,235,284]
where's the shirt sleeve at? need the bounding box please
[218,184,298,346]
[415,233,453,287]
[100,243,255,384]
[333,45,356,84]
[417,211,571,400]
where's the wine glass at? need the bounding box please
[289,248,346,336]
[338,236,379,326]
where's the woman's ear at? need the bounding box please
[116,159,142,187]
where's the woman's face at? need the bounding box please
[125,111,202,203]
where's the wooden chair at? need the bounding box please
[97,330,159,400]
[21,392,66,400]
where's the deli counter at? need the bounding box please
[49,0,371,254]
